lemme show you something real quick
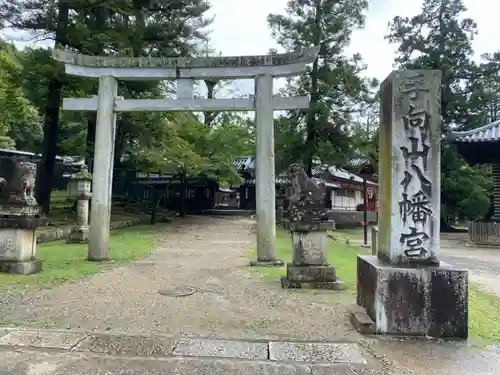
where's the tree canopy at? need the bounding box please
[0,0,498,224]
[268,0,378,175]
[0,40,42,150]
[387,0,494,224]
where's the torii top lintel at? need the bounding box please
[51,48,319,80]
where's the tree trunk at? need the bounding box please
[203,80,218,126]
[303,0,322,177]
[113,119,126,168]
[440,216,452,232]
[35,78,63,213]
[180,172,186,217]
[304,63,319,177]
[85,114,96,167]
[35,0,69,214]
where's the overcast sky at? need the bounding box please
[4,0,499,96]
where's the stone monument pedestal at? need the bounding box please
[356,255,468,338]
[0,216,47,275]
[281,221,345,290]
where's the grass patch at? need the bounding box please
[330,227,366,242]
[0,224,159,291]
[45,207,150,228]
[469,284,500,342]
[251,227,500,342]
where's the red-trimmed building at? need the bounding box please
[312,165,378,212]
[232,156,378,212]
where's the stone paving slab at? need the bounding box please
[0,328,12,340]
[0,347,389,375]
[172,337,268,360]
[0,328,373,367]
[0,330,85,350]
[74,333,174,357]
[269,341,367,364]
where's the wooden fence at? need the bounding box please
[468,221,500,246]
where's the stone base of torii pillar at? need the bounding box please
[353,69,468,339]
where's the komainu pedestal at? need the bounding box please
[281,164,345,290]
[0,161,47,274]
[354,70,468,339]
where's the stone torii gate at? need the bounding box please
[52,49,318,265]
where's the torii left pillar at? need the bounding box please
[88,76,118,261]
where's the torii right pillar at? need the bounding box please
[355,70,469,338]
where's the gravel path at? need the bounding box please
[0,215,358,341]
[440,234,500,297]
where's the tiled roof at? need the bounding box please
[320,180,341,188]
[447,120,500,143]
[242,176,340,188]
[347,157,368,167]
[244,177,289,185]
[233,156,255,171]
[234,156,376,186]
[312,165,377,186]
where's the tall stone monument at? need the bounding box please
[281,164,344,290]
[0,160,47,274]
[355,70,468,338]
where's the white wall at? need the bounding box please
[331,188,364,210]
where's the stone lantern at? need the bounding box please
[68,165,92,243]
[0,160,48,274]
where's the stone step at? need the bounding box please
[0,328,391,374]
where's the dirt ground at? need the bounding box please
[0,215,358,341]
[1,216,500,374]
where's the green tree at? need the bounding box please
[387,0,476,128]
[132,112,253,215]
[268,0,377,175]
[387,0,492,227]
[0,40,42,150]
[466,52,500,127]
[20,46,94,155]
[0,0,212,212]
[134,113,253,184]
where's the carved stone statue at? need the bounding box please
[281,163,344,290]
[1,161,38,206]
[0,161,41,218]
[288,163,328,223]
[0,159,45,275]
